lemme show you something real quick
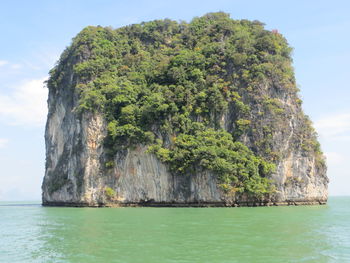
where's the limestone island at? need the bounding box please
[42,13,328,207]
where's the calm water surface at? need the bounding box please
[0,197,349,262]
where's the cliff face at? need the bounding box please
[42,13,328,206]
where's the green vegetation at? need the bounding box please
[149,129,275,196]
[105,187,116,200]
[297,115,326,169]
[47,12,323,198]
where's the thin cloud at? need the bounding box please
[0,60,8,67]
[0,77,48,126]
[0,60,22,69]
[315,112,350,141]
[0,60,23,73]
[22,50,59,71]
[0,138,8,148]
[10,64,22,69]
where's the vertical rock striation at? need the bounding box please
[42,13,328,207]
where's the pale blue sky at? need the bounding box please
[0,0,349,200]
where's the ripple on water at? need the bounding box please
[0,197,349,263]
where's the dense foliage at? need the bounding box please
[148,129,275,196]
[48,12,322,197]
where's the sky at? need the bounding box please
[0,0,349,200]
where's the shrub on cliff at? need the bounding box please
[47,12,323,198]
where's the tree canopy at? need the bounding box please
[47,12,322,198]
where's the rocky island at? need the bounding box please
[42,12,328,207]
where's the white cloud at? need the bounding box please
[0,60,23,73]
[315,112,350,141]
[0,138,8,148]
[10,64,22,69]
[0,60,8,67]
[0,77,48,126]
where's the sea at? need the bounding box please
[0,197,349,263]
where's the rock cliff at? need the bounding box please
[42,13,328,206]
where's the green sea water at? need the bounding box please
[0,197,349,263]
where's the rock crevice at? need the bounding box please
[42,14,328,207]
